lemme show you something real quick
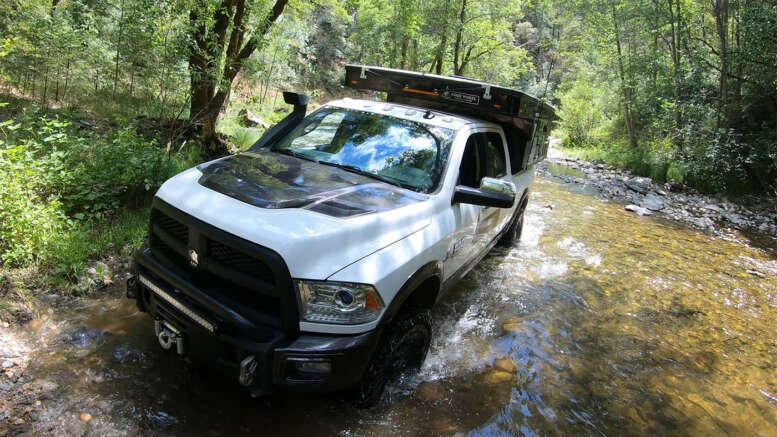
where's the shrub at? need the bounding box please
[0,108,202,275]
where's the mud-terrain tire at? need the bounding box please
[348,308,432,408]
[497,202,526,247]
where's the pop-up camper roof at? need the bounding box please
[343,64,556,124]
[343,64,556,170]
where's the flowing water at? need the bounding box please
[8,171,777,436]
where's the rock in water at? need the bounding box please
[493,358,518,373]
[642,193,665,211]
[625,204,653,216]
[416,382,446,402]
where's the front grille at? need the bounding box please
[208,240,275,284]
[152,209,188,244]
[147,202,295,331]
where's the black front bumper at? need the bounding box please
[129,249,381,394]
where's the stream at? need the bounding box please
[3,168,777,436]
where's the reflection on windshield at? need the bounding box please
[271,108,453,193]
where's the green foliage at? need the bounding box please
[226,126,263,151]
[0,104,201,276]
[555,0,777,196]
[555,69,616,148]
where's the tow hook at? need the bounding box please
[155,319,185,355]
[126,274,138,299]
[239,355,258,387]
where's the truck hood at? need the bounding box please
[197,151,427,218]
[154,160,433,280]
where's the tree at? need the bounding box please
[188,0,289,153]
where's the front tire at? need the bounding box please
[348,308,432,408]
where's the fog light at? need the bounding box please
[294,360,331,374]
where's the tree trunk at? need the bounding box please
[400,37,408,69]
[410,39,419,70]
[667,0,682,137]
[113,0,125,98]
[612,2,638,148]
[712,0,729,129]
[42,65,49,103]
[188,0,289,154]
[432,29,448,74]
[452,0,467,75]
[62,60,70,101]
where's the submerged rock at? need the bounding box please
[493,358,518,373]
[416,381,447,402]
[483,370,514,385]
[625,205,653,216]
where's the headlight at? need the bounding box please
[295,280,385,325]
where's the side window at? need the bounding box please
[457,135,480,188]
[483,132,507,177]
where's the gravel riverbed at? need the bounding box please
[538,154,777,240]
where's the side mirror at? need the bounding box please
[479,177,517,196]
[452,180,515,208]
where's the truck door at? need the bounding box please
[473,131,511,250]
[444,134,482,278]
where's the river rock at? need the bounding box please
[79,413,93,423]
[641,193,665,211]
[747,269,766,278]
[625,179,650,194]
[493,358,518,373]
[1,360,13,368]
[483,370,514,384]
[625,204,653,216]
[416,381,446,401]
[0,347,18,358]
[723,212,746,226]
[502,317,523,333]
[694,217,715,229]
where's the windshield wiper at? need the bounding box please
[318,161,418,191]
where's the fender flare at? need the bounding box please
[379,261,442,327]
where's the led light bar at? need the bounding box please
[139,275,216,333]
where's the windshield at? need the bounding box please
[270,107,454,193]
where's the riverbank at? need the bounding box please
[541,146,777,241]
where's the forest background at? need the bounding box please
[0,0,775,317]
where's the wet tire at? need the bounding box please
[348,308,432,409]
[497,203,525,248]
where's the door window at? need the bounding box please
[457,135,481,188]
[457,131,508,187]
[483,132,507,177]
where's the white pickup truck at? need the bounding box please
[127,66,554,407]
